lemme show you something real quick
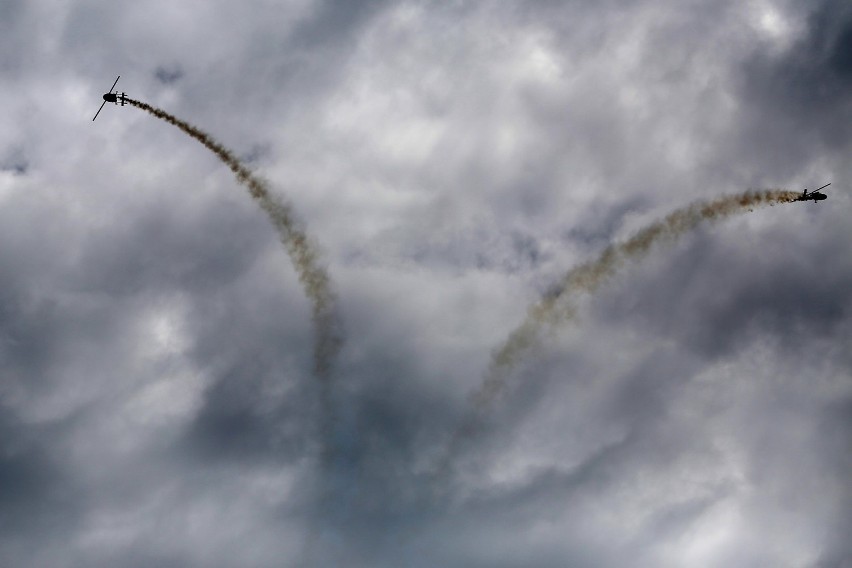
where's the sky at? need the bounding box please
[0,0,850,566]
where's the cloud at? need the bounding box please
[1,147,28,175]
[0,0,849,566]
[153,65,183,85]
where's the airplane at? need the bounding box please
[92,75,128,121]
[794,183,830,202]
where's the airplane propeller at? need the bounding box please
[92,75,120,121]
[92,100,107,121]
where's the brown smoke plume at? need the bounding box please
[433,189,799,477]
[473,189,798,409]
[125,98,341,380]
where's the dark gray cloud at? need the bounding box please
[1,147,28,175]
[153,65,183,85]
[0,0,849,565]
[747,0,852,109]
[289,0,393,50]
[733,0,852,175]
[597,223,852,357]
[0,407,83,566]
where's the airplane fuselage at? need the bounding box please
[795,183,830,202]
[796,192,827,202]
[102,92,127,106]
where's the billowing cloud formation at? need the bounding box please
[0,0,850,566]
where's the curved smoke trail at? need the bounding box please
[124,98,346,562]
[440,189,799,471]
[476,189,798,408]
[125,98,341,404]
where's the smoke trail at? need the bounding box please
[474,188,798,408]
[125,98,341,381]
[124,99,346,562]
[435,189,798,475]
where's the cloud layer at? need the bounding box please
[0,0,850,566]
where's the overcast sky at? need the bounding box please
[1,0,850,566]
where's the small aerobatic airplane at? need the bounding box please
[92,76,128,121]
[794,183,831,202]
